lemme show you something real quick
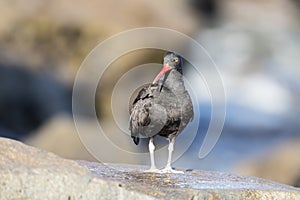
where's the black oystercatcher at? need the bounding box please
[129,52,194,173]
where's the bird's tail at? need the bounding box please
[131,136,140,145]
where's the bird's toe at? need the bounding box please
[144,167,161,173]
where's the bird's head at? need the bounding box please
[153,51,183,84]
[163,51,183,74]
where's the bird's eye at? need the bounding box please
[173,57,179,63]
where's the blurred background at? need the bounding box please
[1,0,300,187]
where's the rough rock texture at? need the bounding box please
[0,137,152,200]
[1,137,300,200]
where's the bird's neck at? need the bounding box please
[160,69,185,92]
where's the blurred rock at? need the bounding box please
[235,137,300,187]
[25,115,138,164]
[189,0,219,25]
[294,177,300,188]
[0,0,201,121]
[25,114,95,161]
[0,0,200,85]
[1,137,299,199]
[0,64,71,139]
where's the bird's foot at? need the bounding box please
[144,167,161,173]
[160,166,184,174]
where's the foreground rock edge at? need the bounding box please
[0,138,155,200]
[0,137,299,199]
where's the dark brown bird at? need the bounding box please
[129,52,194,173]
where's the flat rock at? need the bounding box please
[78,161,300,200]
[0,137,300,199]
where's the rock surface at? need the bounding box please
[0,137,300,200]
